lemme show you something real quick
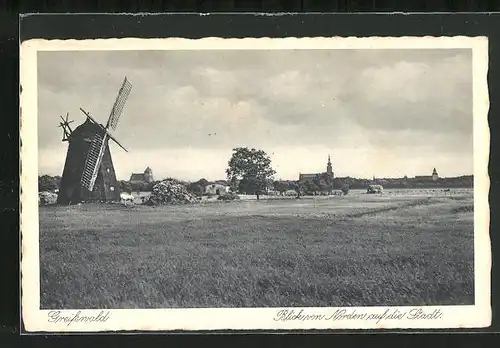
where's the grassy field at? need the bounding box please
[39,190,475,309]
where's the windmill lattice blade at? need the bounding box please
[107,77,132,131]
[81,133,107,192]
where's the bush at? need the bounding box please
[145,180,199,205]
[39,191,58,205]
[341,185,350,195]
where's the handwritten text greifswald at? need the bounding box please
[47,310,110,326]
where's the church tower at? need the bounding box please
[144,166,154,183]
[326,155,333,176]
[432,167,438,182]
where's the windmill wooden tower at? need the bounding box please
[57,77,132,205]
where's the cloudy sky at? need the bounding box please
[37,48,473,181]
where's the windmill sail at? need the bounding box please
[107,77,132,131]
[81,132,108,192]
[79,77,132,196]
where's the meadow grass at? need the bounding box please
[39,192,475,309]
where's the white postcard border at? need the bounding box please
[20,36,491,332]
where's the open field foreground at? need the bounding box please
[39,189,475,309]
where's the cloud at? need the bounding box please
[36,48,474,179]
[336,53,472,137]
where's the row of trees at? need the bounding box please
[224,147,476,196]
[39,176,162,194]
[33,148,393,198]
[38,147,474,197]
[225,147,352,198]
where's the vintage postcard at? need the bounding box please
[20,36,490,332]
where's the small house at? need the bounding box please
[204,183,230,196]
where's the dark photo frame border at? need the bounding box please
[2,8,500,347]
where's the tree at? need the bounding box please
[187,178,209,196]
[303,180,319,195]
[140,181,152,192]
[293,181,303,198]
[119,180,132,194]
[226,147,276,201]
[38,175,60,192]
[273,180,288,195]
[229,176,239,193]
[197,178,209,187]
[314,173,334,195]
[187,182,204,197]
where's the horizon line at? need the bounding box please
[38,172,474,183]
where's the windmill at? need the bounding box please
[57,77,132,205]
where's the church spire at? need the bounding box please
[432,167,438,181]
[326,154,333,175]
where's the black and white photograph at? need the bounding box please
[20,36,490,332]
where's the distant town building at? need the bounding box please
[205,183,230,195]
[299,155,334,182]
[415,168,439,182]
[213,180,229,186]
[129,166,155,185]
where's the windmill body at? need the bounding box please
[57,77,132,205]
[57,119,120,204]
